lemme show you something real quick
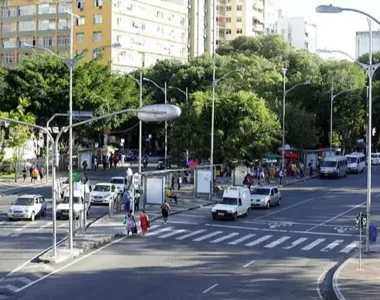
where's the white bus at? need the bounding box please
[319,155,347,179]
[346,152,365,173]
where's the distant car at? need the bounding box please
[108,177,127,194]
[90,183,118,204]
[250,186,281,209]
[125,151,137,161]
[157,158,171,170]
[8,194,47,221]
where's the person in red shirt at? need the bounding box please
[140,210,149,238]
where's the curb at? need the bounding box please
[280,175,319,187]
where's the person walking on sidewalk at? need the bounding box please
[140,210,149,238]
[123,189,131,212]
[38,166,45,181]
[161,200,171,224]
[22,167,27,182]
[123,211,135,237]
[134,190,140,212]
[31,168,38,184]
[93,157,98,171]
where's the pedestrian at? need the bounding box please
[102,155,107,170]
[308,160,313,176]
[134,190,140,212]
[123,189,130,212]
[22,167,27,182]
[82,160,88,170]
[279,168,284,185]
[31,167,38,184]
[161,200,171,224]
[126,167,133,187]
[140,210,149,238]
[94,157,98,171]
[299,161,304,178]
[109,154,113,169]
[38,166,45,181]
[122,211,135,237]
[29,165,33,182]
[177,174,182,190]
[171,176,175,189]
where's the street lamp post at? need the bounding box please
[46,113,68,183]
[126,71,143,174]
[316,4,380,252]
[143,78,168,161]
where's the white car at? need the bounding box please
[108,177,128,194]
[8,194,47,221]
[250,186,281,209]
[90,183,118,204]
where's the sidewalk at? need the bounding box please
[333,243,380,300]
[38,198,217,264]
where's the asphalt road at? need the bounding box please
[11,167,380,300]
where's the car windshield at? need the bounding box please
[251,188,270,195]
[14,198,34,206]
[347,157,358,164]
[94,185,110,192]
[221,197,237,205]
[62,197,81,204]
[109,179,124,184]
[371,154,378,158]
[321,161,337,167]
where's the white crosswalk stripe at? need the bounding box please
[245,235,273,247]
[147,227,172,236]
[228,234,256,245]
[158,229,187,239]
[283,237,308,249]
[175,229,207,240]
[264,236,291,248]
[301,238,326,251]
[210,232,239,243]
[193,231,223,242]
[340,241,358,253]
[321,240,344,252]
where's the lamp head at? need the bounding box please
[315,5,343,14]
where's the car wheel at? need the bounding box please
[232,212,237,220]
[277,198,281,206]
[245,209,249,217]
[266,201,271,209]
[30,212,35,221]
[212,215,217,220]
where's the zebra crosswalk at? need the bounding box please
[146,224,359,254]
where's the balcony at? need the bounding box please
[253,23,264,33]
[253,0,264,11]
[252,10,264,24]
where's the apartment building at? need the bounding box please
[276,15,317,53]
[0,0,189,72]
[356,31,380,59]
[263,0,276,34]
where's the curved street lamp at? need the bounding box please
[316,4,380,252]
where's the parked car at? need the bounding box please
[125,151,137,161]
[8,194,47,221]
[250,186,281,209]
[108,177,128,194]
[157,158,171,170]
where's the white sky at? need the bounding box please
[277,0,380,58]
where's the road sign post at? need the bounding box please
[356,212,367,270]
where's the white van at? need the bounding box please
[371,153,380,165]
[56,182,91,219]
[319,155,347,179]
[211,186,251,220]
[346,152,365,173]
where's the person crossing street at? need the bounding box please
[161,200,171,224]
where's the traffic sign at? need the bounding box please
[132,172,140,189]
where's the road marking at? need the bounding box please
[158,229,186,239]
[0,221,5,225]
[247,220,343,228]
[246,235,272,247]
[301,238,326,251]
[228,234,256,245]
[35,222,52,232]
[147,227,172,236]
[164,220,199,225]
[252,198,315,220]
[177,214,205,218]
[321,240,344,252]
[176,229,207,240]
[202,283,219,294]
[340,241,358,253]
[283,237,308,249]
[210,232,239,243]
[305,201,366,232]
[376,194,380,198]
[317,262,336,299]
[15,222,34,232]
[193,231,223,242]
[58,223,67,228]
[264,236,290,248]
[243,260,256,268]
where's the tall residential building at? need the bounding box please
[0,0,189,72]
[356,31,380,59]
[263,0,277,34]
[276,15,317,53]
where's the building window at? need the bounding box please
[226,17,231,23]
[58,3,71,13]
[58,19,70,29]
[93,14,103,24]
[1,7,17,18]
[93,31,102,42]
[2,38,17,48]
[38,37,53,47]
[58,36,70,46]
[76,33,85,43]
[38,4,56,15]
[1,22,17,33]
[236,5,242,11]
[19,36,35,47]
[77,16,85,25]
[226,28,231,34]
[18,5,36,16]
[19,20,36,32]
[77,0,85,9]
[93,0,103,7]
[237,28,242,34]
[226,6,231,11]
[237,17,242,22]
[93,48,102,59]
[38,20,56,31]
[1,53,15,64]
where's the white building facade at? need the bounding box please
[276,15,317,53]
[356,31,380,59]
[264,0,277,34]
[111,0,189,73]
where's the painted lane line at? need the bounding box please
[317,262,336,299]
[246,235,272,247]
[264,236,291,248]
[228,234,256,245]
[376,194,380,198]
[193,231,223,242]
[35,222,52,232]
[210,232,239,244]
[340,241,358,253]
[15,222,34,232]
[158,229,186,239]
[202,283,219,294]
[305,201,366,232]
[2,277,32,284]
[177,214,206,218]
[301,238,326,251]
[253,198,315,220]
[0,221,5,225]
[283,237,308,249]
[321,240,344,252]
[243,260,256,268]
[58,223,67,228]
[176,229,207,240]
[0,284,18,293]
[247,220,347,228]
[146,227,172,236]
[164,220,199,225]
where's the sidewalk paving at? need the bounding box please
[333,243,380,300]
[38,197,217,264]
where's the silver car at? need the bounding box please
[250,186,281,209]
